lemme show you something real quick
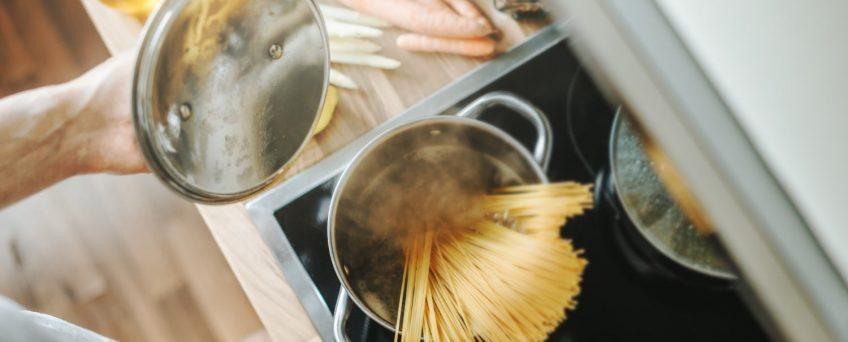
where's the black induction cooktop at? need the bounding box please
[272,41,769,341]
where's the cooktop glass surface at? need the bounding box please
[273,42,768,341]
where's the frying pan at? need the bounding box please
[603,112,736,284]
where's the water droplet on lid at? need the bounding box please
[269,43,284,59]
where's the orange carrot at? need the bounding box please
[445,0,483,19]
[414,0,453,12]
[396,33,496,57]
[420,0,493,32]
[444,0,494,33]
[337,0,493,38]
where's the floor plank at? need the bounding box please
[1,0,80,86]
[159,285,219,342]
[0,1,36,92]
[166,213,265,342]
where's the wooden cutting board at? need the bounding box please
[81,0,546,340]
[81,0,545,178]
[256,0,547,178]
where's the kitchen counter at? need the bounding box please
[80,1,545,340]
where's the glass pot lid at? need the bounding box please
[133,0,329,203]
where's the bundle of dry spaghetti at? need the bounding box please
[394,182,593,342]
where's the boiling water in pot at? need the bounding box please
[337,144,528,323]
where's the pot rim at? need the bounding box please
[327,115,549,331]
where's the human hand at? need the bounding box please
[0,50,146,207]
[63,51,147,175]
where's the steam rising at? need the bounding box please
[333,121,536,323]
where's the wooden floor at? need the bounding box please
[0,0,264,341]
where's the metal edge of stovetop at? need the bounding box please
[245,21,569,342]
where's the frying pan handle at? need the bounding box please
[456,91,553,171]
[333,287,352,342]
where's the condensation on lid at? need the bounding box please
[133,0,329,202]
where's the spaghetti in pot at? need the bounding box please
[393,182,593,341]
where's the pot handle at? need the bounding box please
[333,287,352,342]
[456,91,553,171]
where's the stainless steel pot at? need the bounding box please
[327,92,553,341]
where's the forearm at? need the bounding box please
[0,52,145,208]
[0,83,87,207]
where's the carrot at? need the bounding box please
[445,0,484,19]
[416,0,494,34]
[396,33,496,57]
[414,0,453,13]
[337,0,493,38]
[444,0,494,33]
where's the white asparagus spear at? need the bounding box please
[319,4,391,28]
[325,20,383,38]
[331,52,401,69]
[329,69,359,90]
[329,37,382,53]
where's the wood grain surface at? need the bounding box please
[0,174,264,341]
[82,1,544,340]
